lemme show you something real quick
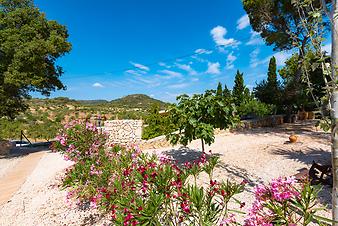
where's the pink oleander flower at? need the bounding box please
[180,201,190,214]
[220,213,236,225]
[254,184,268,200]
[210,179,217,187]
[245,177,301,226]
[56,134,67,146]
[66,144,76,153]
[86,122,97,131]
[89,164,103,176]
[270,177,299,202]
[141,179,148,193]
[156,152,173,164]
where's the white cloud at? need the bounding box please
[176,63,197,75]
[92,82,104,88]
[168,82,190,89]
[125,69,145,76]
[226,51,237,69]
[191,55,208,63]
[249,49,292,68]
[323,43,331,55]
[128,77,161,88]
[159,69,182,78]
[210,25,241,48]
[158,62,171,68]
[130,61,150,71]
[250,48,260,68]
[206,62,221,74]
[236,14,250,30]
[273,51,293,66]
[195,48,213,55]
[246,30,264,46]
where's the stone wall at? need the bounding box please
[0,140,13,156]
[140,135,171,150]
[104,120,143,145]
[237,115,285,130]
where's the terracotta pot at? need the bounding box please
[307,111,315,119]
[298,111,307,120]
[289,135,298,143]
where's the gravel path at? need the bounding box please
[0,121,332,225]
[0,157,23,179]
[0,151,45,205]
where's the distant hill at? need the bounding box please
[110,94,168,109]
[28,94,168,110]
[77,99,109,105]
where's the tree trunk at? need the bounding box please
[331,0,338,223]
[201,139,205,152]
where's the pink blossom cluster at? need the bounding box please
[244,177,300,226]
[56,134,67,147]
[220,213,236,225]
[89,164,103,176]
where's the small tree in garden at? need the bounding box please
[166,91,238,151]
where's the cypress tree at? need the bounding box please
[216,82,223,96]
[267,56,278,87]
[232,70,245,106]
[223,84,231,98]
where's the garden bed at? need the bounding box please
[0,121,332,225]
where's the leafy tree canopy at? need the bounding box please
[0,0,71,119]
[242,0,330,52]
[167,90,239,151]
[278,51,329,111]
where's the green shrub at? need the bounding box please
[238,99,274,118]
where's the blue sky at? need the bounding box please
[33,0,329,102]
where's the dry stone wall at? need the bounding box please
[0,140,13,156]
[104,120,143,145]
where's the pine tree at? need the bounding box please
[232,70,245,106]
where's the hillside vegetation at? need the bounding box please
[0,94,168,141]
[110,94,168,109]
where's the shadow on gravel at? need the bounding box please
[270,147,331,165]
[0,144,51,159]
[163,146,207,165]
[218,163,264,189]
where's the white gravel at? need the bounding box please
[0,156,23,178]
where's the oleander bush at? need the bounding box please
[53,122,332,225]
